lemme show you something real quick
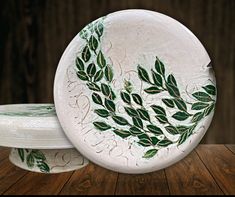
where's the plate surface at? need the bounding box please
[54,9,216,173]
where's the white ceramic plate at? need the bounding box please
[54,9,216,174]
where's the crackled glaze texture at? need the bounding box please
[54,10,216,173]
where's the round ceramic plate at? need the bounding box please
[54,9,216,174]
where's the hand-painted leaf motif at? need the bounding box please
[120,92,131,104]
[173,98,187,111]
[137,65,151,83]
[165,125,178,135]
[178,132,188,145]
[138,133,151,140]
[112,116,129,125]
[204,103,215,116]
[151,69,162,86]
[94,109,109,118]
[167,74,177,87]
[132,93,143,106]
[87,63,96,77]
[79,29,89,40]
[124,80,133,93]
[113,129,131,138]
[18,149,24,162]
[101,83,111,96]
[176,126,189,133]
[93,121,111,131]
[104,98,115,112]
[155,115,168,124]
[166,83,180,97]
[109,90,116,100]
[37,161,50,173]
[138,139,152,147]
[172,111,190,121]
[162,99,174,108]
[143,149,158,158]
[158,139,173,147]
[97,51,106,68]
[76,57,84,71]
[92,93,103,105]
[203,85,216,96]
[77,71,89,81]
[31,150,46,161]
[87,82,100,92]
[144,86,163,94]
[137,108,150,121]
[129,126,143,135]
[124,107,138,117]
[82,46,91,62]
[104,65,113,82]
[151,137,160,145]
[155,56,165,75]
[151,105,166,116]
[191,112,204,122]
[93,70,104,82]
[95,21,104,38]
[132,116,143,128]
[192,92,212,102]
[89,35,98,51]
[191,102,209,110]
[147,124,163,135]
[26,154,34,168]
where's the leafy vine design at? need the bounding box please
[74,17,216,159]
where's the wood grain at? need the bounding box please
[165,150,223,195]
[60,163,118,195]
[4,171,73,195]
[0,147,10,162]
[196,145,235,195]
[225,144,235,154]
[115,170,169,195]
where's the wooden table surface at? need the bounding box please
[0,144,234,195]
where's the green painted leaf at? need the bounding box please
[26,154,34,168]
[132,117,143,128]
[192,92,212,102]
[191,102,209,110]
[76,57,84,71]
[162,99,175,108]
[18,149,24,162]
[31,150,46,161]
[166,83,180,97]
[155,57,165,75]
[151,137,160,145]
[158,139,173,147]
[93,70,104,82]
[204,103,215,116]
[104,98,115,112]
[178,132,188,145]
[203,85,216,96]
[97,51,106,68]
[137,65,151,83]
[82,46,91,62]
[92,93,103,105]
[143,149,158,158]
[176,126,189,133]
[191,112,204,122]
[174,98,187,111]
[109,90,116,100]
[112,116,129,125]
[144,86,163,94]
[87,63,96,77]
[138,133,151,140]
[151,105,166,116]
[147,124,163,135]
[87,82,100,92]
[79,29,89,40]
[95,21,104,38]
[124,80,133,93]
[129,126,143,135]
[120,92,131,104]
[151,69,162,86]
[167,74,177,87]
[89,35,98,51]
[132,93,143,106]
[137,108,150,121]
[37,161,50,173]
[165,125,178,135]
[101,83,111,96]
[155,115,168,124]
[138,139,152,147]
[93,121,111,131]
[77,71,89,81]
[113,129,131,138]
[94,109,109,118]
[104,65,114,82]
[172,111,190,121]
[124,107,138,117]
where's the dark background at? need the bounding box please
[0,0,234,143]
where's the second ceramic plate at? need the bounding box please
[54,9,216,173]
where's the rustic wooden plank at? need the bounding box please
[165,150,223,195]
[225,144,235,154]
[0,158,27,194]
[115,170,169,195]
[0,147,10,162]
[4,171,73,195]
[60,163,118,195]
[196,144,235,195]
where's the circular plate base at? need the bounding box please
[9,148,89,173]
